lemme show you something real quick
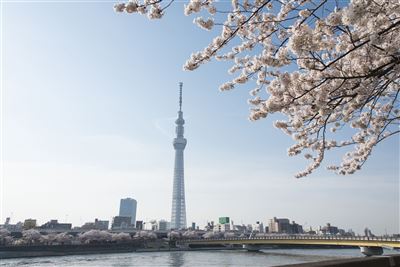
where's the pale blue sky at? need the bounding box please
[1,1,399,234]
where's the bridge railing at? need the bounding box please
[180,235,400,243]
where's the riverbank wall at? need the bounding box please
[0,242,143,259]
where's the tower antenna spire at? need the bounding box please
[179,82,183,112]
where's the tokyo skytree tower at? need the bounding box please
[170,82,187,230]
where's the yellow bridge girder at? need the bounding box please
[179,237,400,248]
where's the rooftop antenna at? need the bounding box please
[179,82,183,112]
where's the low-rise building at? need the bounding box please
[112,216,132,230]
[268,217,303,234]
[219,217,230,224]
[213,223,231,232]
[158,220,169,231]
[94,219,109,230]
[23,219,37,230]
[1,218,23,232]
[80,222,96,230]
[319,223,339,235]
[253,221,264,233]
[290,221,303,234]
[213,217,231,232]
[205,221,214,231]
[269,217,290,233]
[79,218,109,230]
[39,220,72,231]
[135,220,143,230]
[232,224,247,233]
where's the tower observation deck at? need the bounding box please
[171,82,187,230]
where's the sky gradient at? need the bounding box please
[1,1,399,235]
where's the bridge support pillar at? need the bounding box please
[243,244,260,252]
[360,246,384,256]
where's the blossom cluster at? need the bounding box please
[116,0,400,177]
[114,0,163,19]
[1,229,160,246]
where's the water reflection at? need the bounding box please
[169,251,185,266]
[2,248,380,267]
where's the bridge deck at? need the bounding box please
[179,236,400,248]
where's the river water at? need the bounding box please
[1,248,399,266]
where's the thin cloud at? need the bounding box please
[153,117,176,139]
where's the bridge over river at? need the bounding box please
[176,235,400,256]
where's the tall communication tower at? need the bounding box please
[170,82,187,230]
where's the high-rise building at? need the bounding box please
[119,198,137,225]
[171,82,187,230]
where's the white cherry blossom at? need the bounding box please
[115,0,400,177]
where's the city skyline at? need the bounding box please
[0,209,371,236]
[1,1,399,235]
